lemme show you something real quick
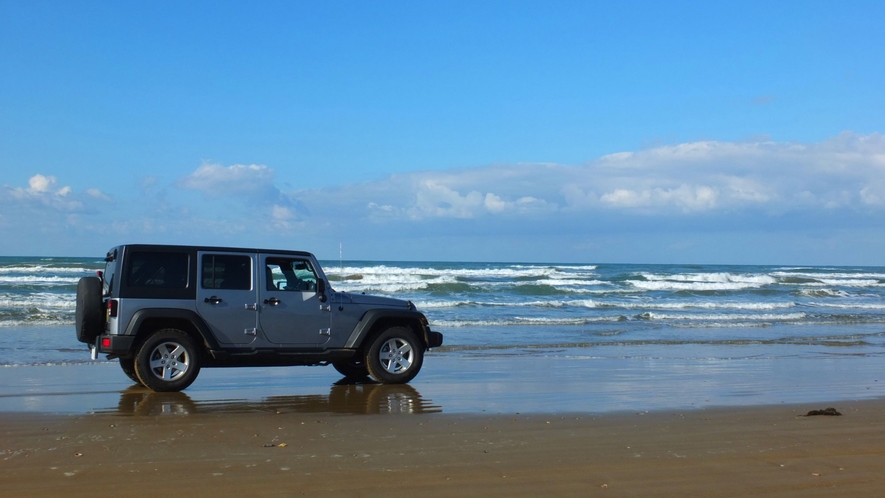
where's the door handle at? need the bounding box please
[263,297,281,306]
[204,296,223,304]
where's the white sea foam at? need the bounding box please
[808,302,885,310]
[0,275,81,285]
[0,318,72,327]
[642,272,776,284]
[0,265,93,275]
[799,288,851,298]
[611,301,795,311]
[629,272,777,291]
[811,279,882,287]
[552,265,598,271]
[771,271,885,280]
[328,269,608,294]
[413,298,796,311]
[327,264,556,280]
[0,292,76,309]
[324,264,607,291]
[637,312,807,321]
[432,316,627,328]
[628,280,764,291]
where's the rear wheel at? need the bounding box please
[134,329,201,392]
[119,357,141,385]
[366,327,424,384]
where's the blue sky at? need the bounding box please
[1,1,883,264]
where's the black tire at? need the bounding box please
[332,358,369,378]
[365,327,424,384]
[75,276,104,343]
[119,357,142,385]
[134,329,201,392]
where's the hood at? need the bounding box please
[336,292,413,309]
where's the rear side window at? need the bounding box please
[127,252,189,289]
[202,254,252,290]
[103,249,117,295]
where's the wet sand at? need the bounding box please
[3,399,885,496]
[2,352,885,496]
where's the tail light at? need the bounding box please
[107,299,118,318]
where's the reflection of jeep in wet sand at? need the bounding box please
[116,381,441,416]
[75,245,442,392]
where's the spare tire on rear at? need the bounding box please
[75,276,104,343]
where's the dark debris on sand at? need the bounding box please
[805,407,842,416]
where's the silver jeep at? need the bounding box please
[75,244,443,392]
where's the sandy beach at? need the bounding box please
[2,353,885,496]
[3,399,885,496]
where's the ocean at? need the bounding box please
[2,256,885,367]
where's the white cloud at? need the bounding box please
[410,181,484,219]
[484,193,507,213]
[177,163,277,199]
[176,162,308,221]
[28,174,56,193]
[598,185,721,212]
[293,133,885,224]
[85,188,111,201]
[0,174,92,212]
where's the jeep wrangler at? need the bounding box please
[75,245,443,392]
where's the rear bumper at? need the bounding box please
[95,334,136,356]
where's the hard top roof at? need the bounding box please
[110,244,315,258]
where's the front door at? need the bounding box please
[195,252,257,345]
[258,254,331,346]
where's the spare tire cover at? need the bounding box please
[75,276,104,343]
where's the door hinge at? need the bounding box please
[244,328,257,336]
[245,303,257,311]
[319,328,331,336]
[320,305,331,312]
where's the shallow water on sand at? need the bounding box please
[2,346,883,415]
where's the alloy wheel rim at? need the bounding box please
[148,341,190,381]
[378,338,413,374]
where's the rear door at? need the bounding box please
[258,254,331,346]
[195,251,258,345]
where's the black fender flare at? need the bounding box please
[344,309,432,350]
[123,308,221,351]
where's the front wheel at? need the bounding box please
[365,327,424,384]
[134,329,201,392]
[332,358,369,378]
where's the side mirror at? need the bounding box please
[317,279,327,302]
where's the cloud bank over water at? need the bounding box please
[2,132,885,263]
[292,132,885,221]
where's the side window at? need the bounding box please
[265,258,318,292]
[127,252,189,289]
[202,254,252,290]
